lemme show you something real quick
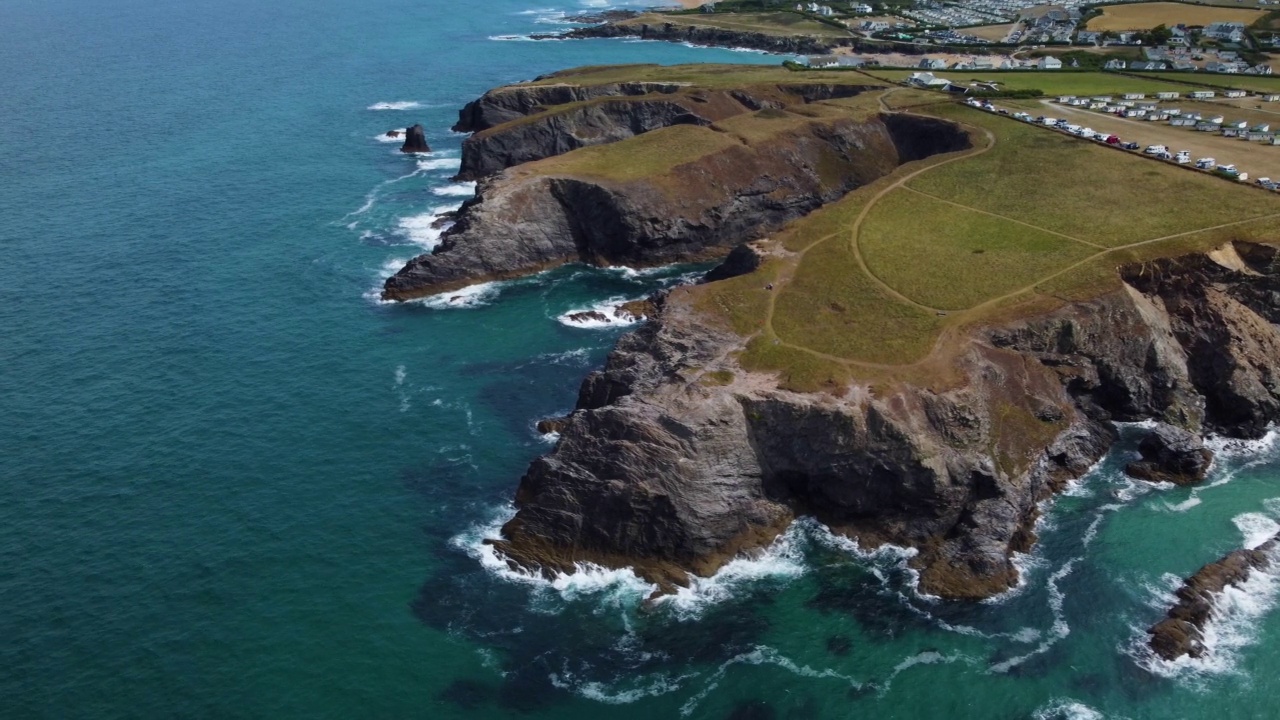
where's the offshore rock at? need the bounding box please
[1125,424,1214,486]
[1149,534,1278,660]
[382,112,971,301]
[400,124,431,153]
[494,243,1280,599]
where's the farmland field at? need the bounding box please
[1130,71,1280,94]
[1085,2,1267,30]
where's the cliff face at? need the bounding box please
[491,243,1280,599]
[382,112,970,301]
[452,80,690,133]
[456,84,880,181]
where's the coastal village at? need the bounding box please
[618,0,1280,184]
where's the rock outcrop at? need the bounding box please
[1125,424,1214,485]
[452,79,690,133]
[1149,534,1279,660]
[382,112,970,301]
[455,83,879,180]
[400,124,431,153]
[491,243,1280,599]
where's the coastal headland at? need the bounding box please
[386,63,1280,601]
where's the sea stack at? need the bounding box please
[400,124,430,153]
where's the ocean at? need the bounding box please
[3,0,1280,717]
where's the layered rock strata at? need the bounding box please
[492,243,1280,599]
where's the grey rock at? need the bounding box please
[1125,424,1214,485]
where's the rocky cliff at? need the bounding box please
[490,242,1280,599]
[452,79,690,133]
[382,111,970,301]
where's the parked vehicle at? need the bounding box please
[1121,142,1140,150]
[1174,151,1191,164]
[1144,144,1168,155]
[1105,135,1121,145]
[1195,157,1216,169]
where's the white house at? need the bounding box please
[1038,56,1063,70]
[851,3,873,13]
[1189,90,1216,100]
[1156,91,1180,100]
[1224,90,1248,98]
[1123,93,1146,100]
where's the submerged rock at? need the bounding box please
[400,124,431,154]
[385,129,403,139]
[1125,424,1214,485]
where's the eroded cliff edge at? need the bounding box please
[491,243,1280,599]
[383,101,968,300]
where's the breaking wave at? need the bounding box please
[432,182,477,197]
[367,101,423,111]
[556,296,646,329]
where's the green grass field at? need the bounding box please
[484,65,1280,391]
[858,190,1097,310]
[1129,72,1280,95]
[681,91,1280,390]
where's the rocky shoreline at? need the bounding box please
[491,243,1280,599]
[389,74,1280,602]
[1149,533,1280,661]
[382,82,967,302]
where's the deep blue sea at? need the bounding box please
[5,1,1280,717]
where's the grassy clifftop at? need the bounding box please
[684,95,1280,392]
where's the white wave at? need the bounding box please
[374,132,404,143]
[490,33,543,41]
[991,558,1076,673]
[432,182,477,198]
[679,646,865,717]
[394,364,406,386]
[1159,496,1203,513]
[1205,427,1278,460]
[367,101,423,111]
[517,7,561,14]
[556,297,645,329]
[411,281,501,310]
[1032,699,1108,720]
[660,523,808,620]
[1136,555,1280,679]
[1234,512,1279,550]
[451,505,658,607]
[579,0,608,6]
[550,670,694,705]
[394,364,409,412]
[418,157,462,172]
[341,167,426,222]
[395,206,459,250]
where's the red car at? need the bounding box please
[1105,135,1120,145]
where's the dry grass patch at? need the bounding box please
[859,190,1096,310]
[1086,2,1266,31]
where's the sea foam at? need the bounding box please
[367,101,423,111]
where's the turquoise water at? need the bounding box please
[4,1,1280,717]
